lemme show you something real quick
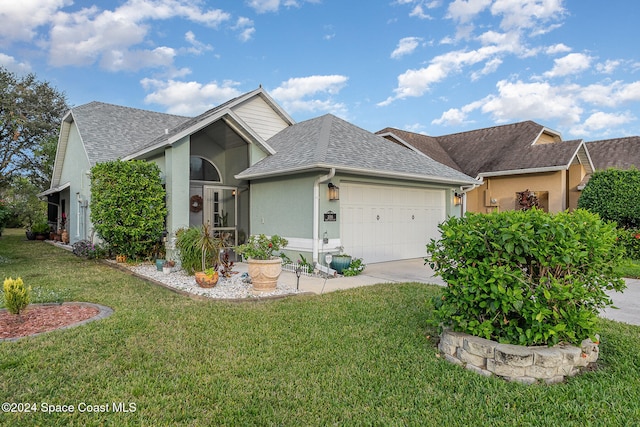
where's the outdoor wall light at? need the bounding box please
[453,192,462,206]
[328,182,340,201]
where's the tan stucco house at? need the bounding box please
[377,121,594,214]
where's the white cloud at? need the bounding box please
[0,53,32,73]
[379,44,509,105]
[545,43,571,55]
[141,78,242,115]
[543,52,592,78]
[471,57,502,80]
[447,0,492,24]
[409,5,433,19]
[184,31,213,55]
[0,0,71,43]
[271,75,348,114]
[596,59,620,74]
[232,17,256,42]
[571,111,635,136]
[391,37,423,59]
[578,80,640,107]
[432,108,468,126]
[490,0,566,32]
[480,79,582,125]
[47,0,230,70]
[246,0,319,14]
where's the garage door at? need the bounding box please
[340,183,446,263]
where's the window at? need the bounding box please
[190,156,220,182]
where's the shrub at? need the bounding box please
[343,258,366,276]
[0,198,8,234]
[617,228,640,259]
[236,234,288,260]
[578,167,640,229]
[90,160,166,260]
[426,209,625,346]
[3,277,31,315]
[71,240,107,259]
[175,227,204,275]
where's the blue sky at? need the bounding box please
[2,0,640,140]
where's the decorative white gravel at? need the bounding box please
[126,263,304,300]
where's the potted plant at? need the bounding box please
[163,259,176,274]
[32,221,50,240]
[236,234,288,292]
[153,240,166,271]
[330,246,352,274]
[193,223,222,288]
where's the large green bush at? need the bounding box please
[578,167,640,229]
[90,160,166,260]
[426,209,625,346]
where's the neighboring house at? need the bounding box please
[42,88,478,265]
[377,121,594,214]
[584,136,640,171]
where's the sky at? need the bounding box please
[2,0,640,141]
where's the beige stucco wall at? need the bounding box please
[466,172,567,213]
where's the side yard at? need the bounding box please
[1,229,639,426]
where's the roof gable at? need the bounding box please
[124,87,293,160]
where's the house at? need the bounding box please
[377,121,594,214]
[584,136,640,171]
[42,88,478,265]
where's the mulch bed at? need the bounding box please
[0,304,100,340]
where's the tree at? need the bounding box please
[578,168,640,229]
[0,67,68,192]
[90,160,167,259]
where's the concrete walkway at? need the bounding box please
[281,258,639,327]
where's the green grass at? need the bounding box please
[616,258,640,279]
[1,228,640,426]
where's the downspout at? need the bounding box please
[458,180,482,215]
[313,168,335,264]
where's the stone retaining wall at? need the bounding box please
[439,330,599,384]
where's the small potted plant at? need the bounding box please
[163,259,176,274]
[193,223,222,288]
[236,234,288,292]
[32,221,50,240]
[330,246,352,274]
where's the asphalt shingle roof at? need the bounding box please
[378,121,583,178]
[70,101,190,165]
[585,137,640,170]
[236,114,478,185]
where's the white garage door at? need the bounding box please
[340,183,446,263]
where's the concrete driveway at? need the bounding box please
[282,258,639,327]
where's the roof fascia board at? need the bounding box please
[124,89,283,160]
[531,126,563,146]
[376,131,433,159]
[223,111,276,155]
[51,111,91,187]
[236,163,479,185]
[254,88,296,125]
[478,165,567,178]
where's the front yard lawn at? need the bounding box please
[1,229,639,426]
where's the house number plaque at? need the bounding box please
[324,211,337,222]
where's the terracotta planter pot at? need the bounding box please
[116,254,127,263]
[247,258,282,292]
[61,230,69,244]
[195,271,219,288]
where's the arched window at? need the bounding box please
[190,156,221,182]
